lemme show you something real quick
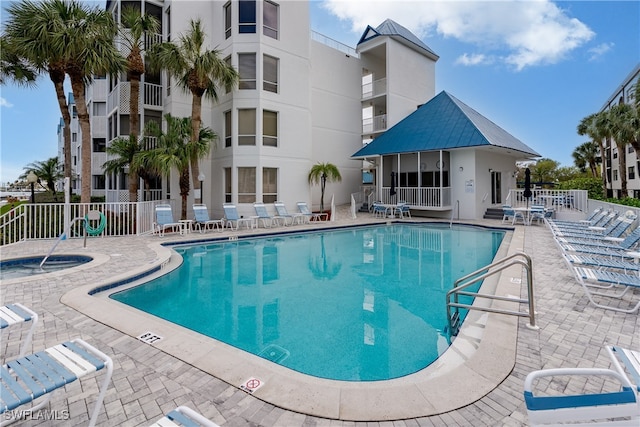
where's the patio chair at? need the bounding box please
[0,303,38,358]
[502,205,526,225]
[193,204,223,233]
[254,202,277,227]
[222,204,254,230]
[529,205,546,225]
[524,345,640,426]
[0,338,113,427]
[154,204,183,237]
[372,202,389,218]
[570,266,640,314]
[394,201,411,218]
[274,201,303,225]
[150,406,220,427]
[297,202,328,222]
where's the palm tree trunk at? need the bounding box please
[179,167,190,220]
[619,143,628,197]
[128,75,141,202]
[190,93,203,203]
[598,140,607,197]
[50,64,72,196]
[68,71,92,204]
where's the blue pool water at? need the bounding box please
[0,255,92,280]
[111,223,505,381]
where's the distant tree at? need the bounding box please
[308,162,342,213]
[103,135,144,203]
[572,141,600,177]
[555,166,582,182]
[21,157,63,200]
[530,158,559,184]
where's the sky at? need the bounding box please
[1,0,639,185]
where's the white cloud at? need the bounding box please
[455,53,493,66]
[322,0,595,71]
[588,42,614,61]
[0,97,14,108]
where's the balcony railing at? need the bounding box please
[362,114,387,134]
[379,186,451,209]
[362,78,387,99]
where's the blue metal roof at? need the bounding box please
[357,19,438,59]
[352,91,540,158]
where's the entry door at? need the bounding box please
[491,171,502,204]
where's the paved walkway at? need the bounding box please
[1,207,638,426]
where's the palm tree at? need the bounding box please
[0,35,38,86]
[572,141,600,177]
[22,157,64,200]
[3,0,75,193]
[148,19,238,202]
[308,162,342,214]
[608,103,637,197]
[103,135,143,203]
[137,114,215,219]
[578,112,610,197]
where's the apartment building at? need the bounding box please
[60,0,439,218]
[599,63,640,199]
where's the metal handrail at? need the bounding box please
[446,251,537,336]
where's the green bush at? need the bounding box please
[557,177,604,200]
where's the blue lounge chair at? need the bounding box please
[274,201,303,225]
[570,266,640,313]
[297,202,328,222]
[150,406,220,427]
[193,204,223,232]
[549,207,602,227]
[222,204,253,230]
[254,202,277,227]
[0,338,113,427]
[556,227,640,257]
[524,345,640,426]
[0,303,38,358]
[154,204,183,237]
[555,217,635,246]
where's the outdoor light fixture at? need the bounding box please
[459,166,464,172]
[488,169,493,173]
[26,171,38,204]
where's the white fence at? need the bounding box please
[0,201,171,245]
[506,189,588,213]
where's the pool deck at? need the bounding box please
[1,206,639,426]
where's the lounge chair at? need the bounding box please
[193,204,223,233]
[555,217,635,246]
[0,303,38,359]
[556,227,640,257]
[564,253,640,275]
[549,207,602,227]
[154,204,183,237]
[0,338,113,427]
[253,202,278,227]
[297,202,328,222]
[273,201,303,225]
[150,406,220,427]
[551,210,616,231]
[524,345,640,426]
[222,204,254,230]
[570,266,640,313]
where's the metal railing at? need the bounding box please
[507,189,588,213]
[0,201,167,245]
[446,252,537,336]
[380,186,452,208]
[362,77,387,98]
[310,31,359,57]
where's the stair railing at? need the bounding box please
[446,251,537,336]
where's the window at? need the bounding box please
[224,111,232,147]
[72,106,77,118]
[93,175,106,190]
[263,1,278,39]
[238,0,256,34]
[93,102,106,116]
[629,144,634,153]
[92,138,106,152]
[72,133,77,143]
[224,56,232,93]
[224,2,232,39]
[613,149,618,159]
[263,55,278,93]
[238,167,256,203]
[629,166,635,180]
[263,168,277,203]
[613,169,619,181]
[238,53,256,89]
[224,167,232,203]
[263,110,277,147]
[238,109,256,145]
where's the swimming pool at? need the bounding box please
[111,223,505,381]
[0,255,93,281]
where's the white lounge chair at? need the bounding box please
[297,202,328,222]
[150,406,220,427]
[253,202,277,227]
[222,204,254,230]
[524,345,640,426]
[193,204,223,232]
[0,338,113,427]
[154,204,183,237]
[273,201,303,225]
[0,303,38,359]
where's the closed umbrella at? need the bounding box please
[390,172,396,198]
[523,168,532,208]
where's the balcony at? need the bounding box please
[362,114,387,134]
[362,77,386,99]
